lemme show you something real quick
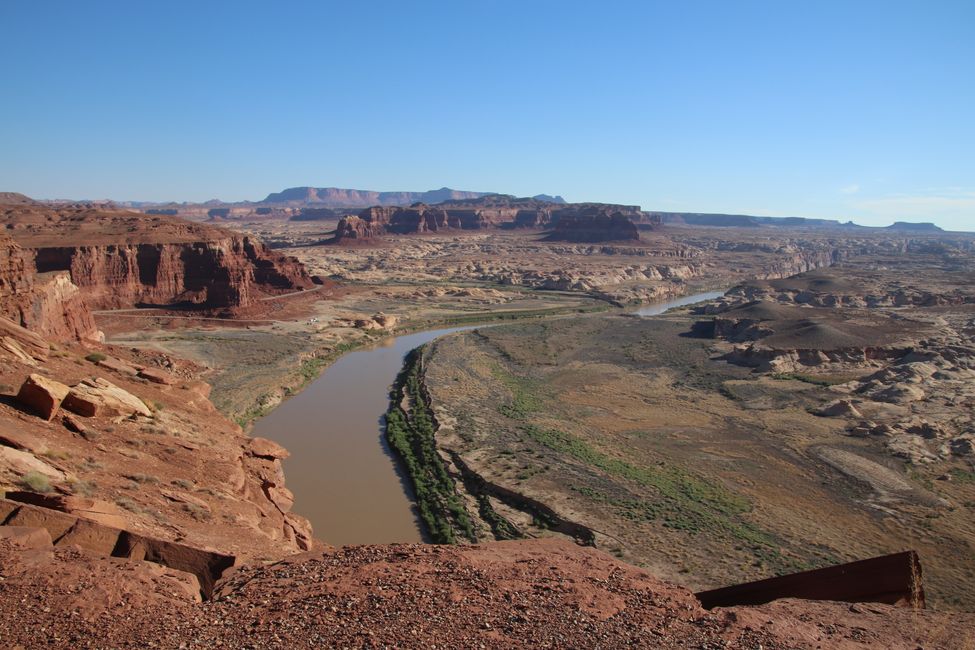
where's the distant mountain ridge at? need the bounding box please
[260,186,566,208]
[651,212,944,232]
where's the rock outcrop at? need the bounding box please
[262,186,489,207]
[331,198,659,243]
[0,232,100,341]
[544,209,641,242]
[2,204,315,312]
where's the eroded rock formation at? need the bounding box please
[2,204,314,312]
[331,198,660,243]
[544,209,641,242]
[0,232,100,341]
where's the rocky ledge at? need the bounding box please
[1,535,968,648]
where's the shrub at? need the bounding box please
[67,478,97,497]
[115,496,143,513]
[182,503,211,522]
[85,352,107,363]
[20,471,52,493]
[125,473,159,484]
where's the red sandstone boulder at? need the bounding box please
[138,367,176,385]
[247,437,289,460]
[0,525,53,549]
[62,377,152,418]
[16,373,70,420]
[96,355,140,376]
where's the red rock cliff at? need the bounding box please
[0,232,99,341]
[3,205,314,311]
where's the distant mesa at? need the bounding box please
[258,186,569,209]
[531,194,567,204]
[331,196,658,244]
[885,221,943,232]
[652,212,867,229]
[544,208,641,243]
[261,186,489,208]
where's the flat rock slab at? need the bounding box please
[63,377,151,418]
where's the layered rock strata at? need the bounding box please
[2,204,314,312]
[332,199,659,243]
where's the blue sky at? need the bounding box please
[1,1,972,229]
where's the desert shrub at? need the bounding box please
[115,496,143,513]
[182,503,211,522]
[67,478,97,497]
[125,473,158,484]
[85,352,107,363]
[20,471,52,493]
[172,478,194,490]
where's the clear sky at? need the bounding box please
[1,1,972,229]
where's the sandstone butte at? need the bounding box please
[0,202,972,648]
[331,197,660,243]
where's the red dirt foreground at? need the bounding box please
[1,536,971,649]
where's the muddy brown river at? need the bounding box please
[252,291,724,546]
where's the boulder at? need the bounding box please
[61,413,93,438]
[815,399,863,418]
[138,367,177,385]
[16,374,71,420]
[0,446,66,482]
[62,377,152,418]
[373,313,399,329]
[872,383,926,404]
[950,435,974,457]
[95,356,140,376]
[0,525,53,549]
[247,437,290,460]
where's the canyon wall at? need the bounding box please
[3,205,314,313]
[0,233,99,341]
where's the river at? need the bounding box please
[251,290,725,546]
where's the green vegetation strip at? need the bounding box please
[491,362,786,562]
[385,347,476,544]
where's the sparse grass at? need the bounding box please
[771,372,857,386]
[172,478,194,490]
[950,468,975,484]
[40,449,70,461]
[182,503,211,522]
[20,471,52,493]
[67,478,97,497]
[125,473,159,484]
[115,496,143,513]
[80,457,104,471]
[491,364,543,420]
[521,424,780,562]
[84,352,107,363]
